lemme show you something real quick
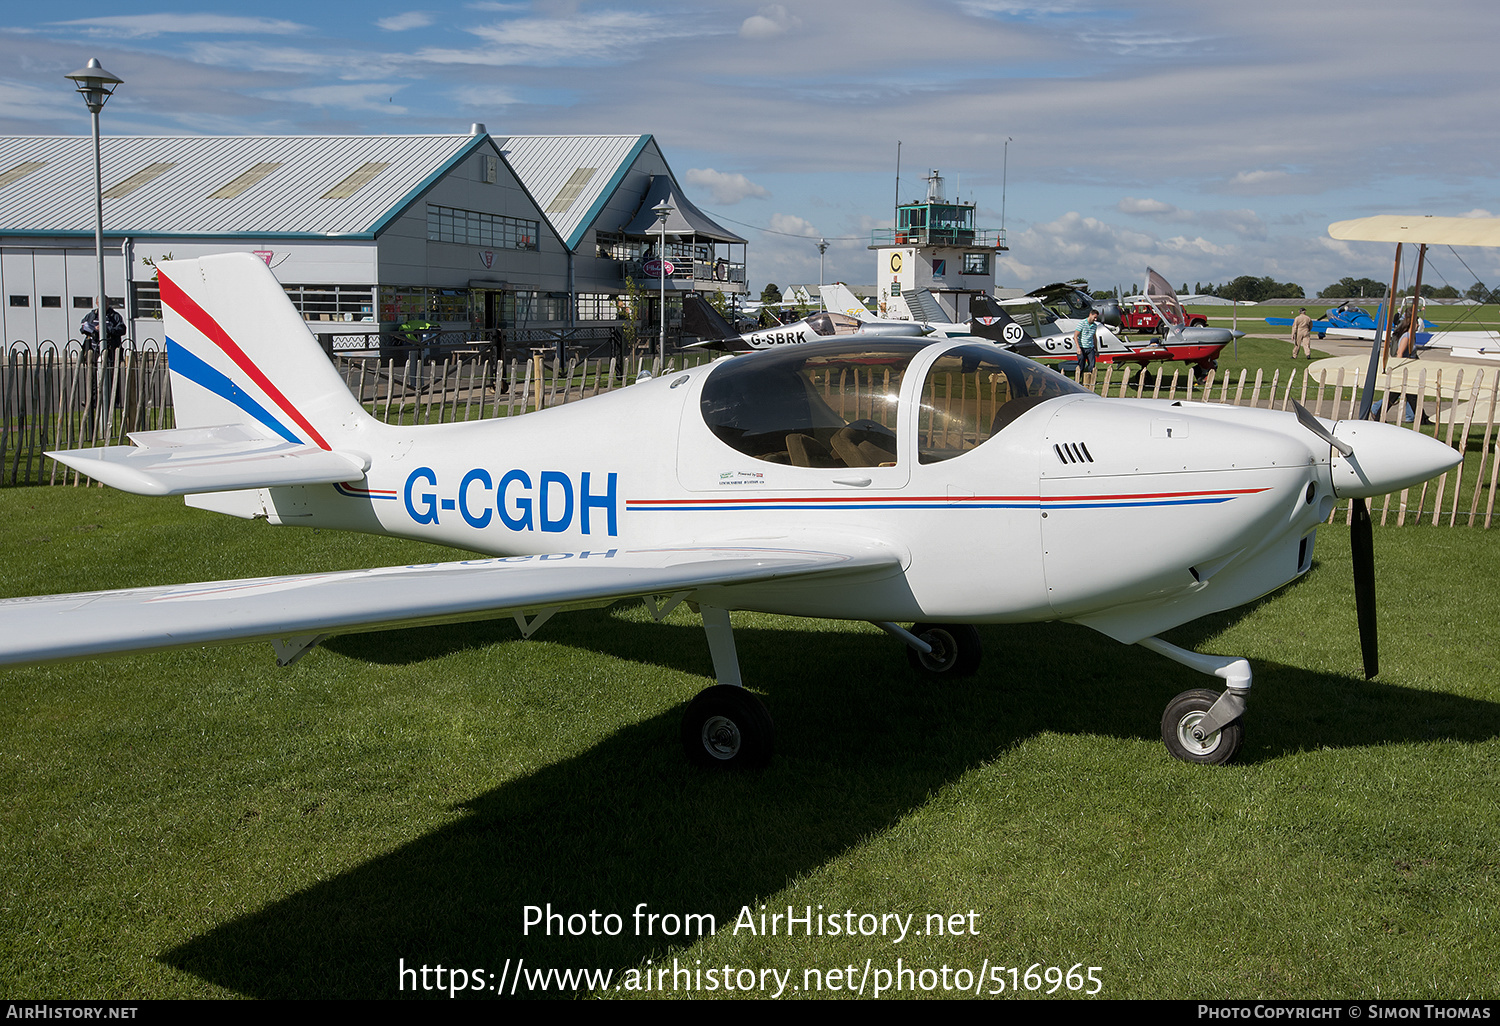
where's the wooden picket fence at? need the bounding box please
[0,348,711,486]
[332,350,714,425]
[3,346,1496,528]
[1084,360,1499,528]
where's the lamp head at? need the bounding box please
[64,59,123,114]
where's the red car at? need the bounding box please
[1119,300,1208,336]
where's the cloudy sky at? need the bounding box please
[5,0,1498,297]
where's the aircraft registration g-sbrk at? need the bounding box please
[0,255,1460,768]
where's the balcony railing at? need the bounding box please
[870,227,1006,249]
[631,259,746,287]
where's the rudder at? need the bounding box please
[160,253,372,448]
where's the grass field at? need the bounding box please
[1,487,1498,1000]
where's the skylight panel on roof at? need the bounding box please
[546,167,597,214]
[321,162,390,200]
[209,162,283,200]
[0,161,45,190]
[102,162,175,199]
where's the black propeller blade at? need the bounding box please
[1350,307,1393,679]
[1292,399,1379,678]
[1350,496,1378,679]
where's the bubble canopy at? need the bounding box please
[699,340,1091,468]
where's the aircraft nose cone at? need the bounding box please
[1175,327,1237,345]
[1329,420,1462,498]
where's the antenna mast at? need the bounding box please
[894,141,901,224]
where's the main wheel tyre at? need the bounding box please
[681,685,774,769]
[906,623,982,677]
[1161,688,1243,766]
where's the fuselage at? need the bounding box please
[205,339,1366,644]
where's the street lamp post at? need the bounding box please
[64,59,123,355]
[817,238,828,309]
[653,199,673,367]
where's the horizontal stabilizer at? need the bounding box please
[47,424,369,496]
[0,543,901,668]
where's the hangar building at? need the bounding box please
[0,127,746,353]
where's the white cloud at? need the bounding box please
[1117,197,1265,239]
[185,42,401,80]
[1461,209,1495,219]
[769,213,818,238]
[258,83,408,114]
[1224,169,1294,194]
[685,168,769,205]
[419,9,699,67]
[739,4,800,41]
[50,14,306,38]
[1117,197,1179,217]
[377,12,434,32]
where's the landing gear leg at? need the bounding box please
[1137,636,1250,765]
[681,605,773,768]
[875,621,982,677]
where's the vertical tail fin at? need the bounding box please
[820,283,874,321]
[681,293,737,344]
[159,253,372,448]
[968,294,1027,346]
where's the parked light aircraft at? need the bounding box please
[1266,301,1436,344]
[819,282,975,339]
[967,287,1239,374]
[0,254,1460,767]
[682,292,927,352]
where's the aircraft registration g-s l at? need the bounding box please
[0,255,1460,766]
[971,270,1241,373]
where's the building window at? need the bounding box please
[596,234,645,262]
[962,252,990,276]
[576,294,618,321]
[133,283,161,318]
[502,291,566,324]
[377,286,472,326]
[283,284,376,322]
[40,295,61,308]
[427,204,539,251]
[9,295,28,307]
[73,297,93,309]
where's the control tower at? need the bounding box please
[869,169,1006,323]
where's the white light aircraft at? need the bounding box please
[0,254,1460,766]
[682,292,927,352]
[819,282,975,339]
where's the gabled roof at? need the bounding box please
[494,134,651,252]
[0,134,490,238]
[621,173,746,244]
[496,133,746,250]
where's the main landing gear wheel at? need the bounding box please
[1161,688,1243,766]
[906,623,982,677]
[681,685,774,769]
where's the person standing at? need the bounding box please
[1072,308,1100,381]
[1291,307,1313,359]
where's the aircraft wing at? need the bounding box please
[0,541,903,668]
[47,425,369,496]
[1265,317,1332,331]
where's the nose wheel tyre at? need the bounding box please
[906,623,982,677]
[681,685,774,769]
[1161,688,1243,765]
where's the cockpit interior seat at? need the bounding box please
[786,433,840,468]
[831,424,897,468]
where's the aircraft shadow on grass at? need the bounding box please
[161,581,1500,998]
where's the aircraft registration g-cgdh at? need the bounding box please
[0,255,1461,766]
